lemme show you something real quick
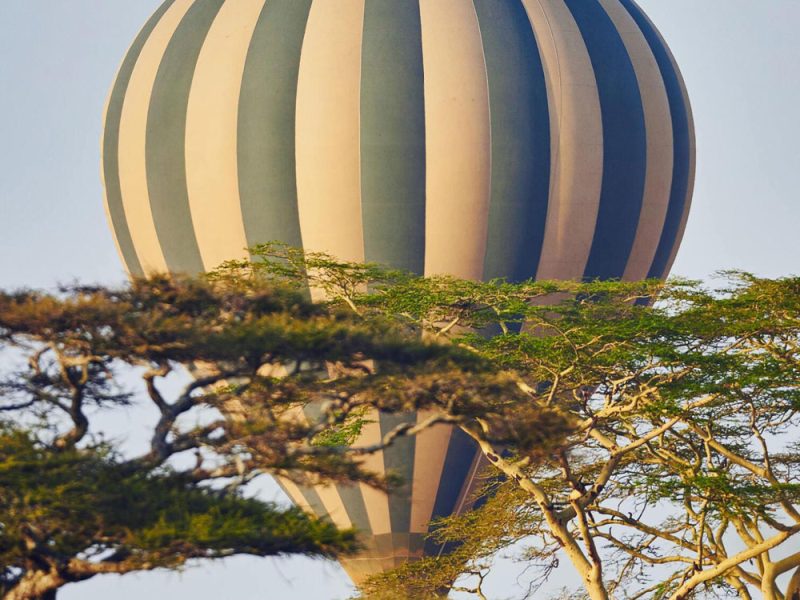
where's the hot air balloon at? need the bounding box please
[101,0,695,586]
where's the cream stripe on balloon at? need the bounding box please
[314,483,354,531]
[525,0,603,281]
[353,414,392,536]
[117,0,195,275]
[185,0,264,271]
[287,404,354,530]
[599,0,674,282]
[409,413,453,534]
[419,0,491,280]
[295,0,366,299]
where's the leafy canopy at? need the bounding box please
[1,244,798,600]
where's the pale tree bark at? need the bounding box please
[786,566,800,600]
[460,424,610,600]
[668,525,800,600]
[4,571,62,600]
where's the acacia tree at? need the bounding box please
[0,275,506,599]
[0,279,364,599]
[213,246,800,600]
[3,246,799,600]
[0,428,354,600]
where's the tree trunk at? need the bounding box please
[761,568,780,600]
[583,573,610,600]
[786,566,800,600]
[4,571,62,600]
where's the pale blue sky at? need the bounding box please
[1,1,799,599]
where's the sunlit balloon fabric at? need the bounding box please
[102,0,695,584]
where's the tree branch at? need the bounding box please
[669,525,800,600]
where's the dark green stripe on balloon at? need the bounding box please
[334,483,373,536]
[145,0,224,274]
[473,0,551,283]
[379,411,417,535]
[103,0,177,277]
[296,484,330,524]
[618,0,692,280]
[564,0,647,281]
[237,0,312,251]
[424,427,478,556]
[360,0,426,275]
[272,478,315,517]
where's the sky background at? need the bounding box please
[1,1,799,599]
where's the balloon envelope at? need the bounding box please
[101,0,694,584]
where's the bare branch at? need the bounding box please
[669,525,800,600]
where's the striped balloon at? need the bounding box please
[101,0,695,584]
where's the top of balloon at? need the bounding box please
[102,0,694,286]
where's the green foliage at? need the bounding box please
[0,262,513,598]
[2,244,799,599]
[360,482,535,599]
[0,426,356,595]
[311,407,373,448]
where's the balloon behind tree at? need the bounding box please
[101,0,694,585]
